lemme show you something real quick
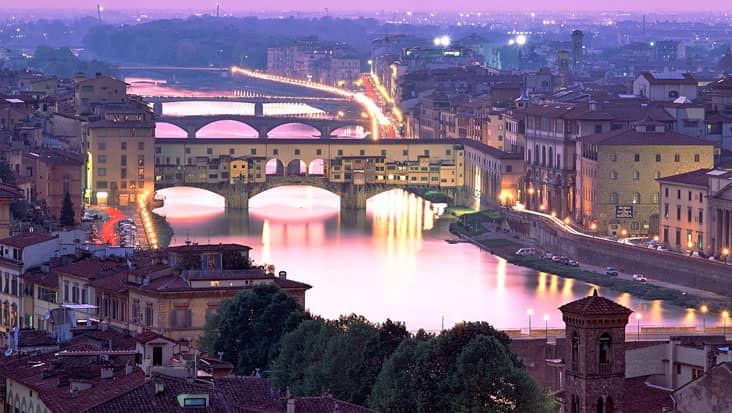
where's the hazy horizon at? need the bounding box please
[3,1,732,13]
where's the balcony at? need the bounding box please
[599,362,611,375]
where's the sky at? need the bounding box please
[3,0,732,12]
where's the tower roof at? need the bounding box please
[559,289,633,316]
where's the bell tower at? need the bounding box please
[559,289,632,413]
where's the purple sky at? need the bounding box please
[4,0,732,12]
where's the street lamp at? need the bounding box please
[723,247,730,263]
[700,305,708,332]
[635,313,642,341]
[564,217,571,225]
[722,310,729,336]
[621,229,628,237]
[590,222,597,231]
[527,308,533,335]
[544,314,550,340]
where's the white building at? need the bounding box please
[633,72,698,102]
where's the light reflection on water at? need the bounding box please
[154,186,693,331]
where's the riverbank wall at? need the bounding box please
[505,211,732,296]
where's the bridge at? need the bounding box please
[156,114,371,138]
[153,138,521,210]
[118,66,230,72]
[145,95,359,118]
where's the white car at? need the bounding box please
[632,274,648,282]
[515,248,536,256]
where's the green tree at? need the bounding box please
[199,284,308,375]
[60,192,75,227]
[0,159,15,184]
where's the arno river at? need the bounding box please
[130,77,696,331]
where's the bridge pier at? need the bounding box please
[254,102,264,117]
[186,126,197,139]
[340,185,368,210]
[153,102,164,116]
[225,184,250,209]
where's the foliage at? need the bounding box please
[368,322,557,412]
[60,192,75,227]
[271,315,409,406]
[198,284,309,375]
[29,46,116,79]
[0,159,15,184]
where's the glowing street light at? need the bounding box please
[722,310,729,336]
[590,223,597,231]
[516,34,527,45]
[635,313,642,340]
[723,247,730,263]
[563,217,571,225]
[701,305,709,332]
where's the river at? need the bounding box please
[129,76,699,331]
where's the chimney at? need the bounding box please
[278,271,287,279]
[101,367,114,379]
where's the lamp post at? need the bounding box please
[544,314,550,340]
[635,313,642,341]
[722,310,729,336]
[723,248,730,264]
[700,305,708,332]
[527,308,533,335]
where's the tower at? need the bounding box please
[558,50,570,88]
[571,30,584,74]
[559,290,632,413]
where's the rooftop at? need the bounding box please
[578,128,713,147]
[559,289,633,316]
[0,232,57,249]
[657,169,713,188]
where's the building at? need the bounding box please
[0,232,59,337]
[575,124,714,236]
[657,169,711,253]
[24,149,84,223]
[707,169,732,258]
[74,73,128,115]
[82,110,155,206]
[671,362,732,413]
[559,289,633,413]
[50,244,310,344]
[632,72,698,102]
[267,38,361,86]
[0,184,22,237]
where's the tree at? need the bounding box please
[0,159,15,184]
[60,192,75,227]
[198,284,308,375]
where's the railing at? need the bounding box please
[599,362,611,375]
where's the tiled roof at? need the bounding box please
[0,232,57,248]
[657,169,712,187]
[623,376,673,413]
[16,328,57,347]
[54,258,128,280]
[559,289,633,316]
[578,128,713,146]
[134,331,176,344]
[639,71,697,85]
[708,76,732,90]
[273,277,312,290]
[0,183,23,199]
[87,120,155,129]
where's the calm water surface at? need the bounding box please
[136,76,698,331]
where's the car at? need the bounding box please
[656,245,669,252]
[632,274,648,282]
[515,248,536,256]
[606,267,619,276]
[542,252,554,260]
[568,259,580,267]
[558,256,570,265]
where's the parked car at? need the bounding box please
[568,259,580,267]
[632,274,648,282]
[542,252,554,260]
[558,256,570,265]
[515,248,536,256]
[606,267,619,276]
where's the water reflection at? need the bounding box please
[153,186,692,331]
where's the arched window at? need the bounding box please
[541,146,547,166]
[633,170,640,180]
[571,332,580,364]
[609,192,619,204]
[599,332,612,365]
[610,170,618,180]
[527,149,532,164]
[597,397,605,413]
[534,145,540,165]
[632,192,641,204]
[548,147,554,168]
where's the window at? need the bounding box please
[665,188,669,198]
[599,332,611,369]
[98,155,107,164]
[676,205,681,220]
[98,168,107,177]
[664,203,669,219]
[338,149,343,156]
[360,149,365,156]
[121,168,127,179]
[652,192,659,203]
[294,149,300,155]
[121,142,127,150]
[656,154,661,162]
[674,154,680,162]
[571,332,579,364]
[144,303,154,327]
[138,142,144,151]
[610,171,618,180]
[699,209,704,225]
[633,171,640,180]
[688,191,692,201]
[688,207,692,223]
[632,192,641,204]
[273,149,279,155]
[424,149,430,156]
[610,192,618,204]
[206,147,213,155]
[98,142,106,151]
[694,154,700,162]
[138,155,145,166]
[634,153,640,162]
[594,124,602,134]
[64,280,70,302]
[121,154,127,166]
[677,190,681,199]
[611,152,617,162]
[250,148,256,155]
[506,165,513,173]
[669,90,679,98]
[229,148,235,155]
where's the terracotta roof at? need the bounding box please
[0,183,23,199]
[559,289,633,316]
[639,71,697,85]
[16,329,57,347]
[0,232,57,248]
[22,269,59,289]
[87,120,155,129]
[657,169,712,187]
[578,128,713,147]
[54,258,128,281]
[708,76,732,90]
[623,376,673,413]
[273,277,312,290]
[134,331,176,344]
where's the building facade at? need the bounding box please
[657,169,711,253]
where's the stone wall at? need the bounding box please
[509,211,732,295]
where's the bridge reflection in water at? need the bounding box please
[153,186,691,331]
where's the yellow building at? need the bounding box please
[74,73,128,114]
[576,124,714,236]
[657,169,711,253]
[83,111,156,206]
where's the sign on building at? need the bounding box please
[616,205,634,219]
